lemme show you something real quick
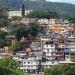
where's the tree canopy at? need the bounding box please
[27,11,58,19]
[0,1,10,27]
[21,3,25,17]
[0,30,7,48]
[10,39,21,52]
[0,57,25,75]
[10,24,39,40]
[44,64,75,75]
[66,14,75,23]
[0,1,8,19]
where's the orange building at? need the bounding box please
[49,24,66,33]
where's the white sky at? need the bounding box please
[46,0,75,4]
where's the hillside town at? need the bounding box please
[0,0,75,75]
[0,12,75,74]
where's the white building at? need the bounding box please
[61,19,70,27]
[8,10,32,18]
[16,51,40,73]
[49,19,61,24]
[41,38,58,67]
[41,61,58,68]
[67,35,75,52]
[18,57,39,73]
[42,41,56,60]
[49,19,70,27]
[31,42,41,52]
[38,19,49,25]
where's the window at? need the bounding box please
[24,70,26,71]
[24,62,26,64]
[51,52,53,55]
[46,45,48,47]
[51,45,54,47]
[28,62,30,64]
[47,49,49,52]
[28,66,30,68]
[46,65,48,67]
[60,53,63,54]
[24,65,26,67]
[66,56,69,59]
[31,66,33,68]
[47,52,49,54]
[31,62,33,64]
[52,49,54,51]
[51,61,54,64]
[66,53,69,55]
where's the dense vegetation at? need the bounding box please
[0,1,10,27]
[27,11,59,19]
[0,1,75,75]
[0,57,27,75]
[2,0,75,16]
[44,64,75,75]
[10,23,39,40]
[66,14,75,23]
[21,3,25,17]
[0,31,7,48]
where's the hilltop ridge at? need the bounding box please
[2,0,75,16]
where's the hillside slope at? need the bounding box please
[2,0,75,16]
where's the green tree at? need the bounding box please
[27,11,58,19]
[0,1,8,19]
[10,39,21,52]
[0,30,7,48]
[10,23,39,40]
[0,57,18,69]
[67,15,75,23]
[0,30,7,39]
[29,23,39,37]
[0,1,10,27]
[10,25,29,40]
[0,57,25,75]
[21,3,25,17]
[11,16,22,21]
[44,64,75,75]
[0,39,5,48]
[0,18,10,27]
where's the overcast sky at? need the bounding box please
[46,0,75,4]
